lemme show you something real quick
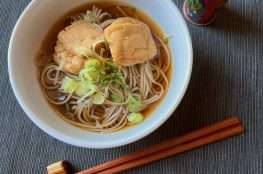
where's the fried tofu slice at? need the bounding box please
[104,17,157,66]
[53,21,103,74]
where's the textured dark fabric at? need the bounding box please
[1,0,263,173]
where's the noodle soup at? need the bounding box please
[37,2,171,132]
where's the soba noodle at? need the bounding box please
[39,5,171,132]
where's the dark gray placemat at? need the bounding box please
[1,0,263,173]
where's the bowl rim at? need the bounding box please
[8,0,193,148]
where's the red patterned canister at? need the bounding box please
[183,0,228,26]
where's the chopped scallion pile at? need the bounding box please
[127,94,144,113]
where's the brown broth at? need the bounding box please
[36,1,172,130]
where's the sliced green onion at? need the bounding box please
[163,35,175,45]
[105,61,119,72]
[100,77,111,86]
[101,62,127,89]
[127,113,144,124]
[100,72,123,87]
[115,78,127,89]
[111,94,122,103]
[75,81,96,97]
[79,69,90,81]
[79,59,103,82]
[92,91,105,105]
[61,77,78,93]
[127,94,144,113]
[85,59,102,69]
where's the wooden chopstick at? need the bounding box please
[97,124,243,174]
[77,117,243,174]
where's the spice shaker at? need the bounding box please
[183,0,228,26]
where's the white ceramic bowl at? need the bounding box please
[8,0,192,148]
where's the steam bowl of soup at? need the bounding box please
[8,0,192,148]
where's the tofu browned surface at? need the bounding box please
[104,17,157,66]
[53,21,103,74]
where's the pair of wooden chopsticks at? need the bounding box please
[47,117,244,174]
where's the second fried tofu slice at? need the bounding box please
[104,17,157,66]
